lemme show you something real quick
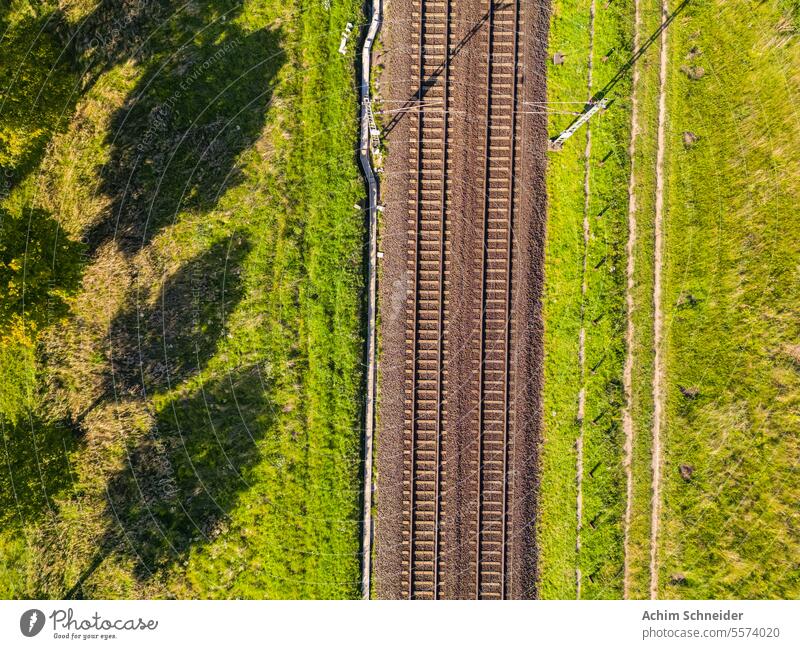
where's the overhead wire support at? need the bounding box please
[548,97,608,150]
[548,0,691,151]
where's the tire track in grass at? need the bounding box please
[649,0,670,600]
[575,0,596,600]
[621,0,642,600]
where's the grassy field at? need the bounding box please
[1,0,366,598]
[542,0,800,601]
[655,0,800,598]
[539,0,633,599]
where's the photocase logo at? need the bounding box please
[20,609,45,637]
[16,607,159,640]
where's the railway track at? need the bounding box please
[475,0,521,601]
[403,0,452,600]
[401,0,524,600]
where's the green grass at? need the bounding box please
[601,0,800,599]
[6,0,797,602]
[577,0,633,600]
[539,0,590,599]
[540,0,633,599]
[1,0,366,598]
[656,0,800,598]
[545,0,800,600]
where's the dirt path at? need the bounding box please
[649,0,670,600]
[621,0,642,600]
[575,0,597,600]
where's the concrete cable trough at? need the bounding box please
[358,0,382,600]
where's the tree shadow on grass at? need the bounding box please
[0,7,87,340]
[106,235,251,400]
[1,1,288,595]
[102,362,275,585]
[0,416,78,529]
[65,363,277,595]
[65,231,278,595]
[0,206,85,328]
[81,1,284,257]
